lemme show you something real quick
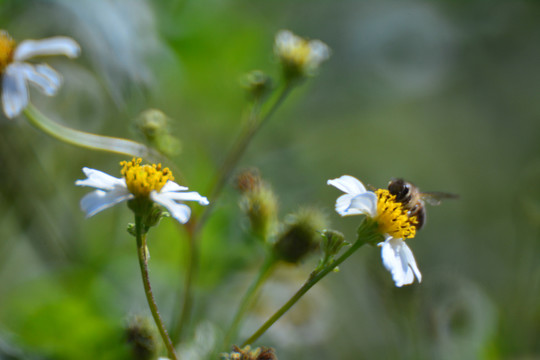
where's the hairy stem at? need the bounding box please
[135,216,179,360]
[170,223,198,343]
[242,232,377,347]
[223,256,276,349]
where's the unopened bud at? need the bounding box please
[321,229,347,257]
[239,177,278,242]
[135,109,181,157]
[125,316,160,360]
[241,70,273,101]
[273,207,328,264]
[236,168,262,194]
[319,229,348,267]
[221,345,277,360]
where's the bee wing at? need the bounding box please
[421,192,459,206]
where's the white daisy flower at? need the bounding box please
[274,30,330,79]
[0,30,80,118]
[327,175,422,287]
[76,158,209,224]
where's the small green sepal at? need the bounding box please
[241,70,273,102]
[127,223,137,237]
[356,217,384,246]
[317,229,348,269]
[127,199,166,232]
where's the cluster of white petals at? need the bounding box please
[2,35,80,118]
[328,175,422,287]
[274,30,330,76]
[76,167,209,224]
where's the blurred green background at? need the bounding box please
[1,0,540,359]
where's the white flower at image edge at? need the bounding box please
[1,32,80,118]
[75,167,209,224]
[327,175,422,287]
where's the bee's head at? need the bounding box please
[388,178,410,202]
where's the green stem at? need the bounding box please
[170,225,198,343]
[242,233,377,347]
[171,83,295,344]
[223,256,276,349]
[196,82,294,232]
[23,104,160,160]
[134,216,179,360]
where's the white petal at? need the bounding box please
[335,193,356,215]
[401,242,422,283]
[275,30,296,50]
[346,192,378,217]
[160,180,188,193]
[20,63,61,96]
[80,188,133,218]
[162,191,209,206]
[327,175,367,195]
[2,63,29,118]
[75,167,126,191]
[309,40,331,63]
[379,238,420,287]
[34,64,62,92]
[380,239,409,287]
[151,191,192,224]
[14,37,81,61]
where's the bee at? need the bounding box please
[387,178,458,230]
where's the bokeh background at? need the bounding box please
[0,0,539,359]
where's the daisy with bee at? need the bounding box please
[328,175,457,287]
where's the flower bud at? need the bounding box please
[221,345,277,360]
[236,168,262,194]
[241,70,273,102]
[135,109,181,157]
[320,229,347,260]
[238,170,278,242]
[126,316,160,360]
[273,207,328,264]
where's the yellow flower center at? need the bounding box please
[120,158,174,198]
[374,189,417,239]
[281,40,312,67]
[0,31,15,74]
